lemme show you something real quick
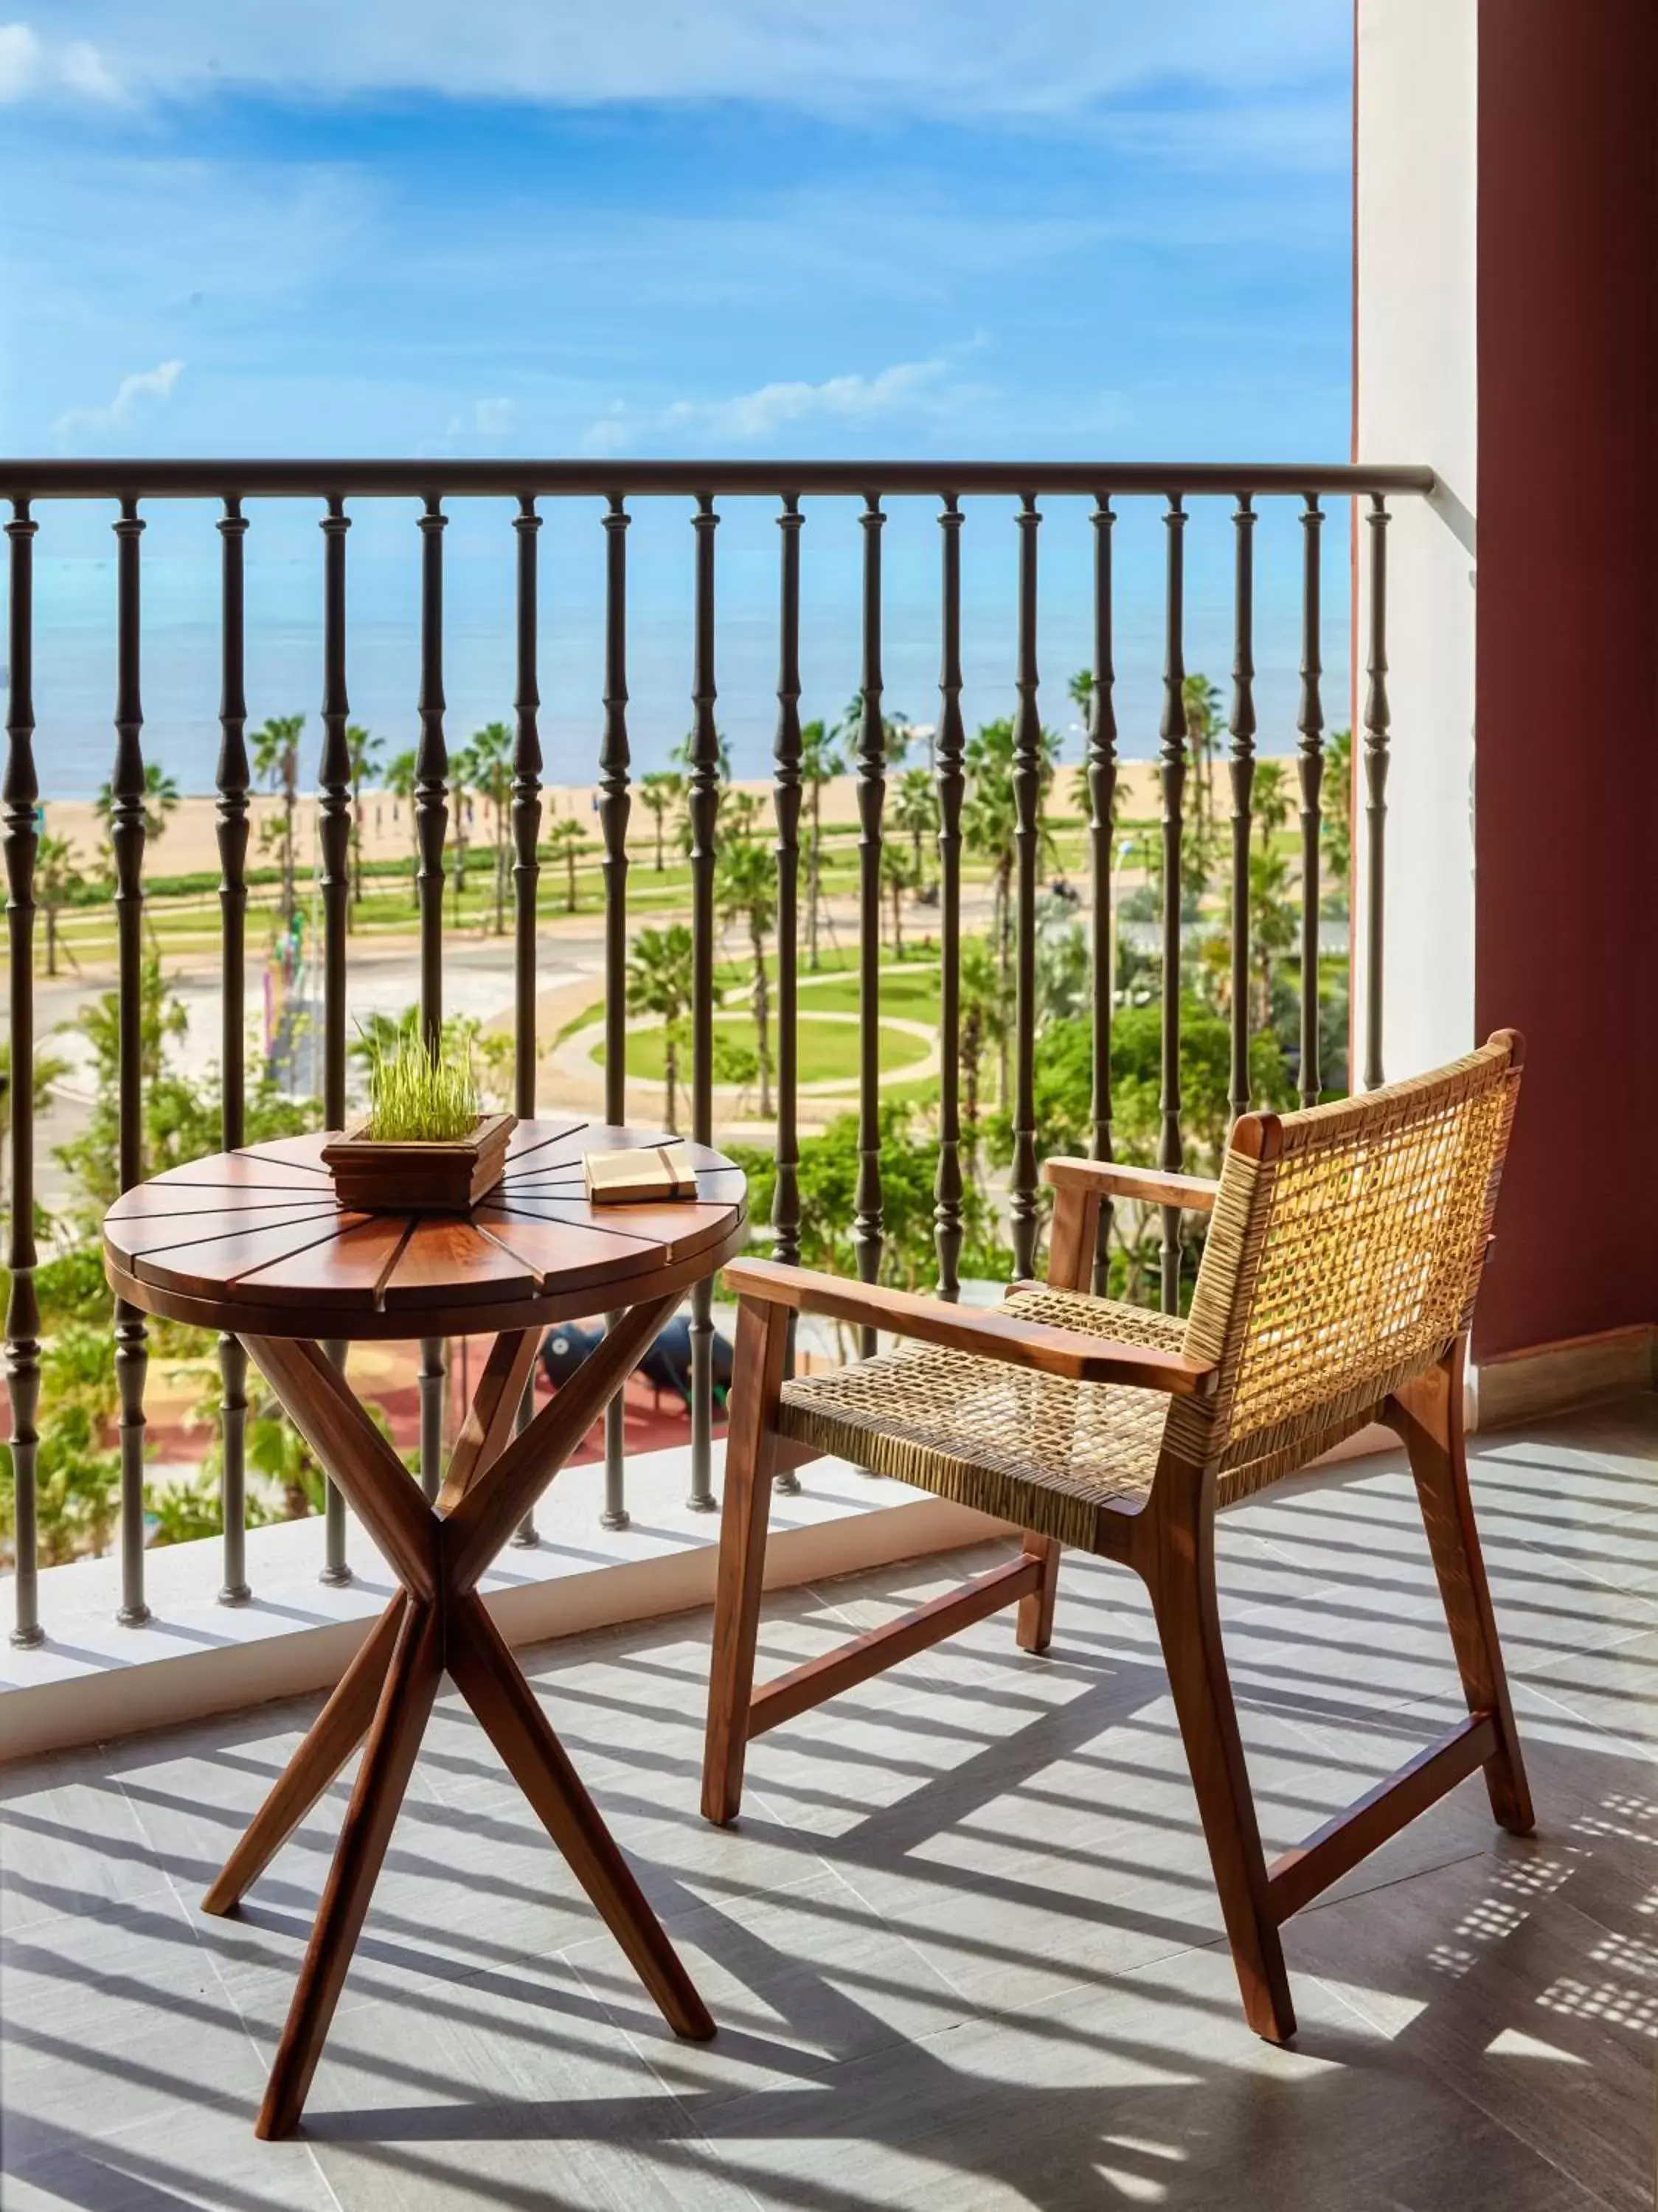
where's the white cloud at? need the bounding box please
[58,37,126,102]
[0,21,41,100]
[581,351,985,456]
[445,394,517,439]
[16,2,1347,119]
[670,360,948,441]
[1103,97,1350,175]
[55,358,184,448]
[0,21,124,103]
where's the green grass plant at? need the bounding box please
[362,1026,479,1141]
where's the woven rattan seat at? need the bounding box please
[702,1035,1536,2051]
[777,1287,1183,1550]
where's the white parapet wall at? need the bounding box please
[1355,0,1479,1080]
[0,1439,1014,1766]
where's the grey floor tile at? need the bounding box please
[3,2107,339,2211]
[281,1963,746,2212]
[9,1395,1658,2210]
[766,1678,1359,2015]
[696,1943,1610,2212]
[568,1862,971,2110]
[1,1745,173,1935]
[1293,1848,1656,2212]
[1,1888,275,2149]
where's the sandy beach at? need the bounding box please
[30,761,1186,878]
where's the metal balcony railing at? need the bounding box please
[1,456,1432,1646]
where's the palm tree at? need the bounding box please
[1061,669,1095,823]
[468,723,513,934]
[448,741,474,911]
[799,720,844,971]
[639,771,684,872]
[892,767,938,887]
[385,748,418,902]
[836,692,911,769]
[1322,728,1353,897]
[717,830,777,1118]
[1182,672,1223,900]
[1252,759,1294,854]
[346,725,383,918]
[965,717,1062,1105]
[1249,844,1299,1031]
[0,1034,71,1217]
[881,839,914,957]
[94,760,180,846]
[252,714,304,924]
[547,818,585,912]
[625,923,694,1130]
[964,721,1017,1093]
[35,834,86,976]
[959,935,1008,1186]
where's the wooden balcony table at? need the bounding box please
[102,1120,746,2139]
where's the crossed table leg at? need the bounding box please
[200,1296,714,2140]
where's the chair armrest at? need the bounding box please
[724,1259,1217,1398]
[1042,1158,1219,1213]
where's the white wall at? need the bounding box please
[1354,0,1479,1081]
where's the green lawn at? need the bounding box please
[594,1006,931,1088]
[795,965,941,1023]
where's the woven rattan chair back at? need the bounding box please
[1171,1032,1522,1503]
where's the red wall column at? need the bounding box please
[1473,0,1658,1357]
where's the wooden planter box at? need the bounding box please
[321,1113,516,1214]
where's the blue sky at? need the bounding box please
[1,4,1353,794]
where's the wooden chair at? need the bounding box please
[701,1034,1534,2042]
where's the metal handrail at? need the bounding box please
[0,459,1435,500]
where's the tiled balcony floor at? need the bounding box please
[6,1397,1658,2211]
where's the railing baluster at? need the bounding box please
[1086,496,1117,1295]
[771,493,805,1485]
[1227,493,1257,1128]
[319,497,352,1128]
[600,493,633,1530]
[933,493,965,1301]
[852,494,886,1354]
[6,498,42,1646]
[1010,493,1043,1278]
[1362,493,1390,1091]
[414,493,448,1508]
[216,497,252,1604]
[111,496,150,1625]
[511,494,544,1547]
[1157,495,1187,1316]
[315,495,355,1578]
[687,492,720,1509]
[1297,495,1325,1108]
[513,498,544,1122]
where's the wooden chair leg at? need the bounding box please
[1015,1531,1061,1654]
[447,1593,713,2043]
[1145,1484,1296,2044]
[701,1297,791,1827]
[1390,1338,1535,1836]
[203,1596,407,1918]
[257,1599,443,2140]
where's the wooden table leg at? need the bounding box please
[447,1592,714,2042]
[257,1599,445,2140]
[204,1594,407,1918]
[240,1301,716,2138]
[438,1327,542,1512]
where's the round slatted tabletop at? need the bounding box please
[103,1120,749,1338]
